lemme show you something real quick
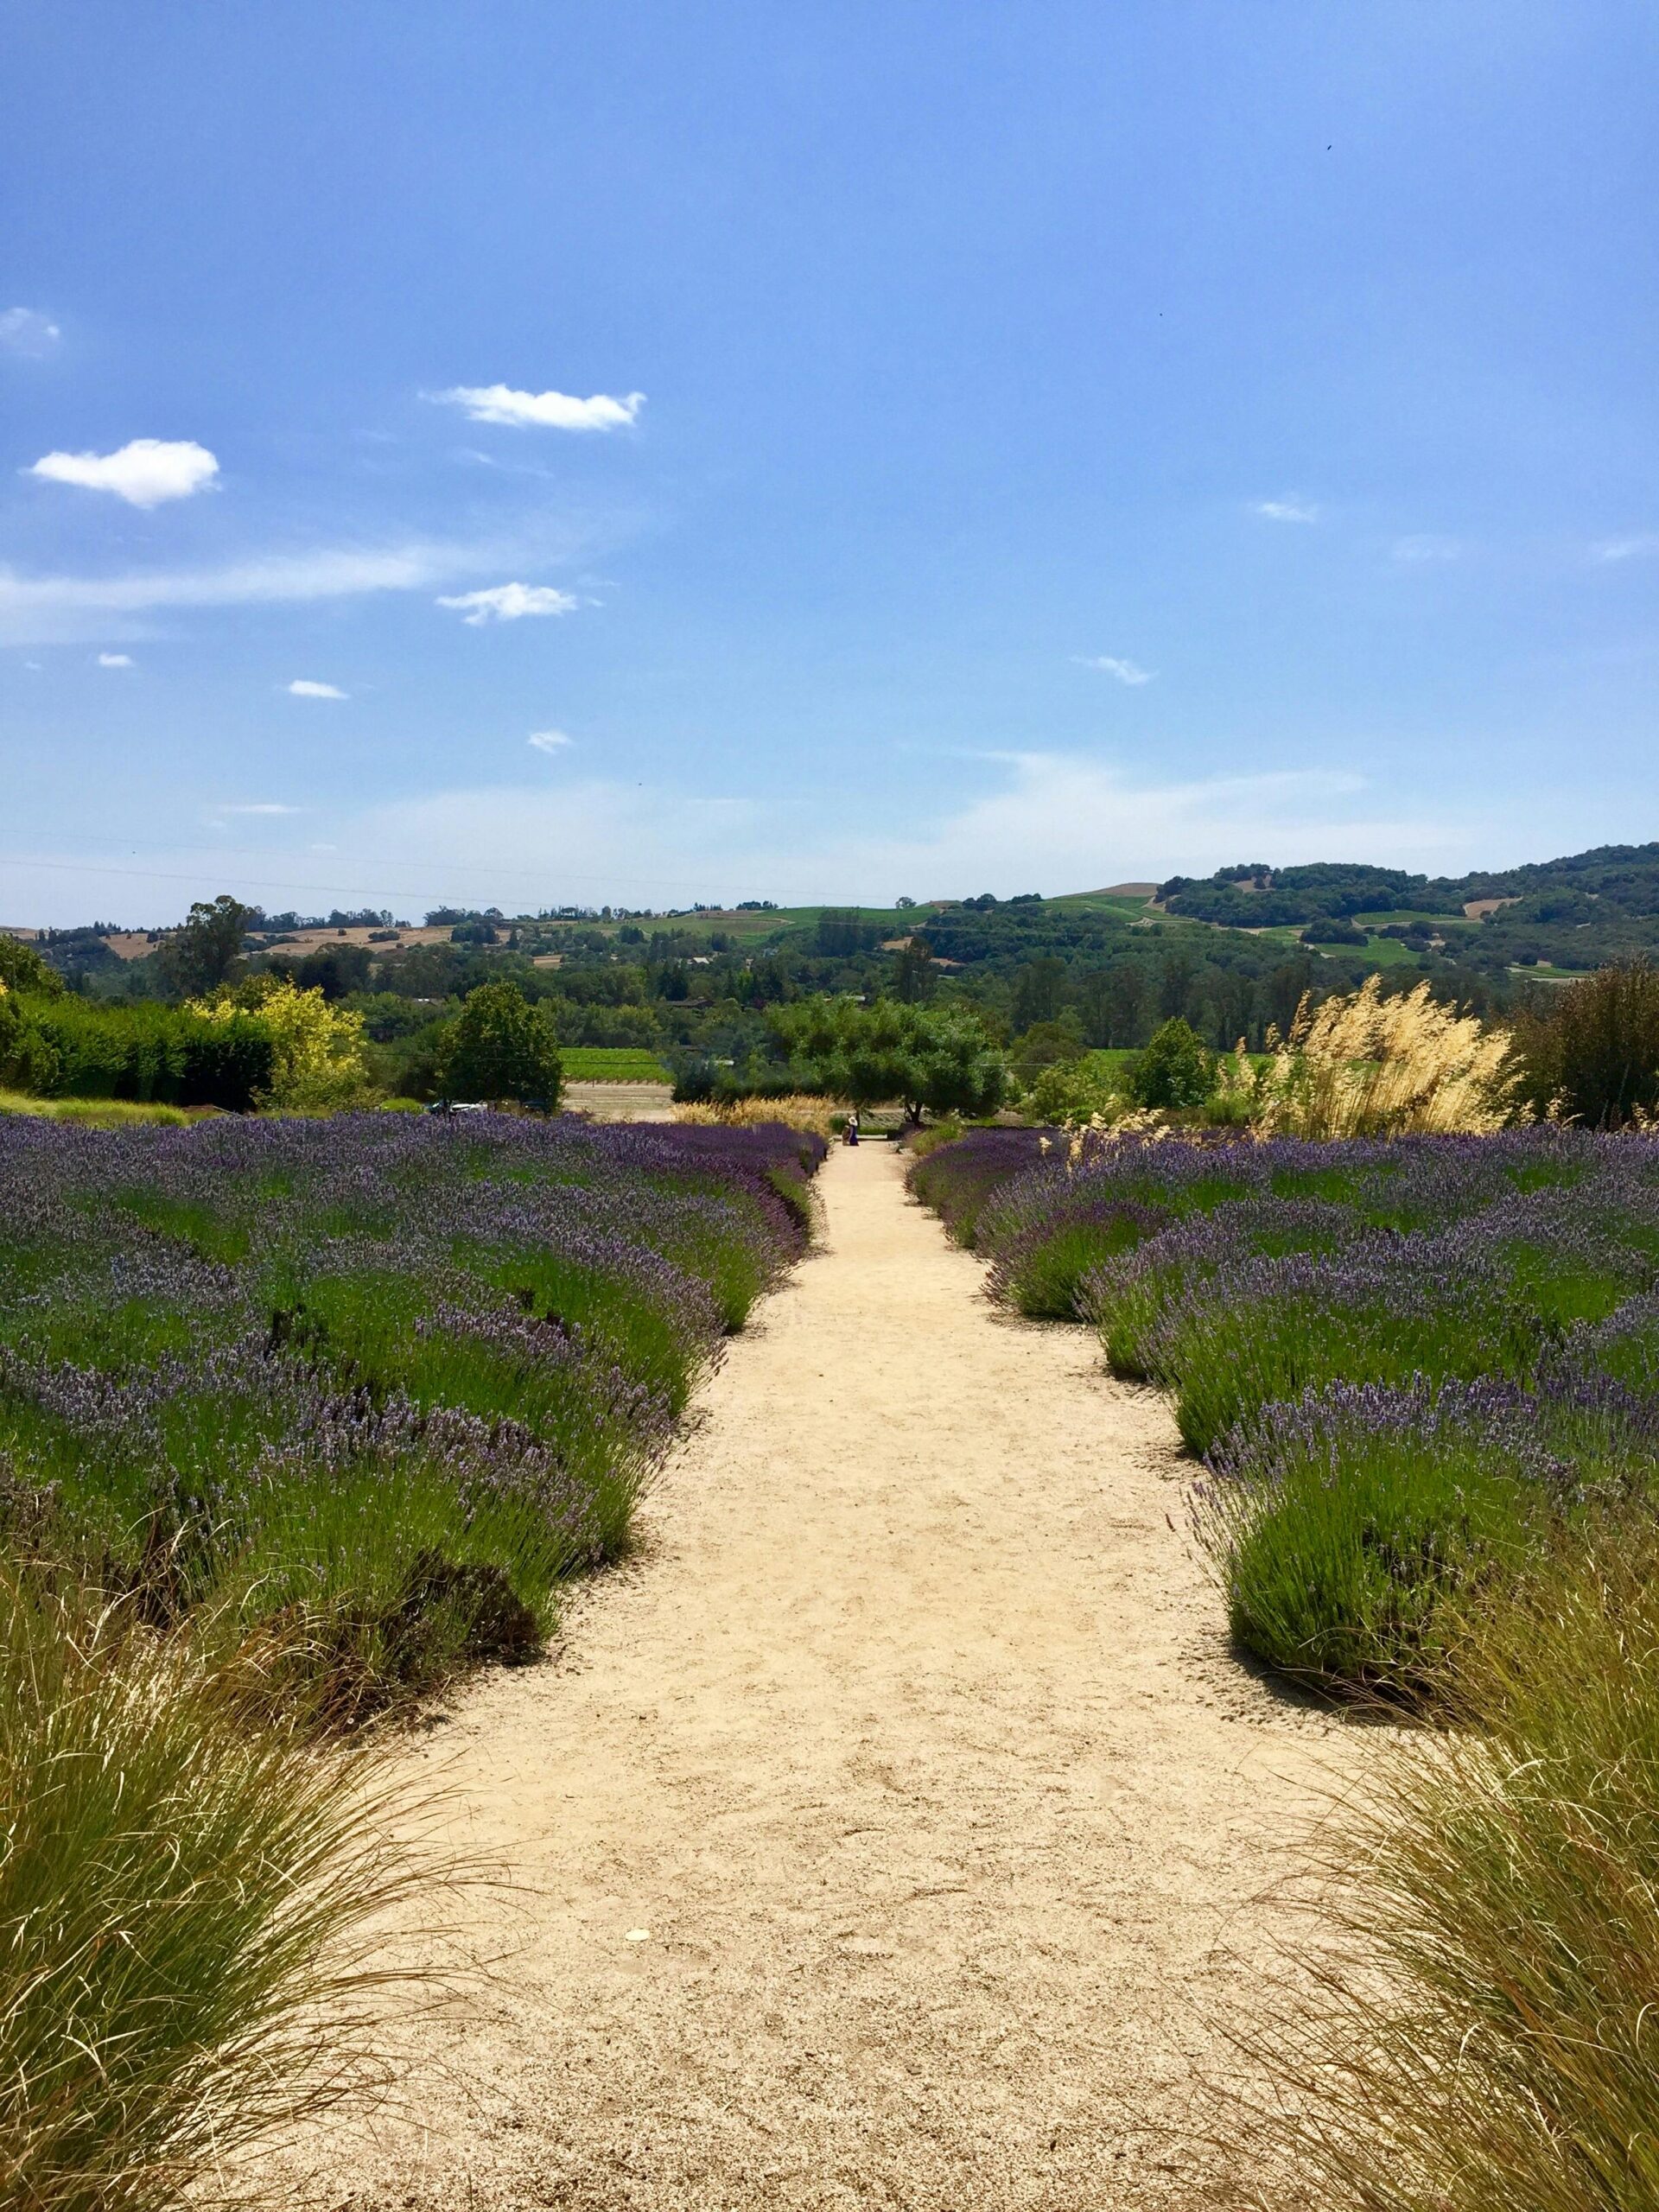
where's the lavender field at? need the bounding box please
[912,1125,1659,1694]
[0,1109,821,2205]
[0,1110,822,1712]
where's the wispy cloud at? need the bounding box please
[1074,654,1154,685]
[28,438,219,507]
[288,678,347,699]
[1592,532,1659,563]
[436,582,578,625]
[429,384,644,431]
[0,307,60,359]
[218,802,300,817]
[96,651,133,668]
[1392,534,1463,563]
[527,728,574,753]
[1255,497,1319,524]
[0,540,482,645]
[298,753,1466,916]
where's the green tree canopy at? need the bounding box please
[435,981,563,1107]
[1512,960,1659,1128]
[769,996,1006,1122]
[156,895,255,1001]
[1126,1017,1216,1111]
[0,935,66,999]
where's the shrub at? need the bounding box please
[435,981,562,1107]
[1126,1018,1215,1110]
[674,1094,841,1140]
[0,991,60,1094]
[1511,957,1659,1128]
[191,978,371,1112]
[1020,1050,1127,1127]
[1197,1372,1659,1694]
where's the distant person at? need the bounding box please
[845,1110,860,1146]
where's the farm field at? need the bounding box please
[558,1046,674,1082]
[262,1141,1340,2212]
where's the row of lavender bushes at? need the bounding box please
[911,1122,1659,2208]
[0,1109,822,2208]
[912,1123,1659,1691]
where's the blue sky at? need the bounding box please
[3,1,1656,925]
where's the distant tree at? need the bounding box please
[1011,957,1067,1032]
[435,981,562,1107]
[1105,963,1153,1046]
[0,934,67,999]
[156,895,255,1000]
[1009,1014,1085,1089]
[1511,960,1659,1128]
[770,996,1005,1122]
[815,907,867,957]
[291,944,373,1001]
[1158,948,1200,1020]
[894,895,918,910]
[891,938,934,1003]
[1127,1017,1216,1111]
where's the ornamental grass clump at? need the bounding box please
[1253,975,1518,1140]
[1249,1527,1659,2211]
[0,1566,419,2211]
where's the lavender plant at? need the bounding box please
[0,1110,823,1709]
[911,1124,1659,1694]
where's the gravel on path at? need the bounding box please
[273,1141,1342,2210]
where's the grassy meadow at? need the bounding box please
[0,1108,822,2202]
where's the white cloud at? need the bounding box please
[527,728,574,752]
[0,308,60,359]
[28,438,219,507]
[96,651,134,668]
[219,802,300,816]
[1074,655,1154,685]
[430,385,644,431]
[288,678,347,699]
[0,539,488,645]
[436,582,578,625]
[1255,498,1319,524]
[1592,532,1659,563]
[1392,534,1463,563]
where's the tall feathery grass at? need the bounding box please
[1252,976,1518,1140]
[0,1568,423,2211]
[1243,1526,1659,2212]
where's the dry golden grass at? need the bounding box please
[1253,976,1517,1140]
[673,1093,842,1139]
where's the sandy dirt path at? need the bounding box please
[281,1142,1342,2211]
